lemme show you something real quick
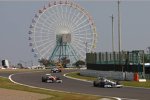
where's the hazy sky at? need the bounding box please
[0,0,150,66]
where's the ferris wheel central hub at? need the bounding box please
[56,34,71,43]
[58,26,70,34]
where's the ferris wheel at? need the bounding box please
[28,0,97,63]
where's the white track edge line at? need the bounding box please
[9,73,119,100]
[63,73,121,100]
[64,73,150,90]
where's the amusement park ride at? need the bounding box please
[28,0,97,66]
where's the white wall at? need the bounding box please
[80,69,134,80]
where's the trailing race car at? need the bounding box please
[51,67,62,73]
[42,74,62,83]
[93,77,123,88]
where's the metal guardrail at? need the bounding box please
[145,74,150,79]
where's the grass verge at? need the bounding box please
[0,69,102,100]
[0,69,46,74]
[66,72,150,88]
[66,72,96,81]
[121,80,150,88]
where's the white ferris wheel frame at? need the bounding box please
[29,0,97,61]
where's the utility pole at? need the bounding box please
[148,47,150,62]
[118,0,122,53]
[111,14,115,52]
[118,0,122,67]
[85,35,88,67]
[142,50,145,78]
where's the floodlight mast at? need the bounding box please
[118,0,122,66]
[111,14,115,52]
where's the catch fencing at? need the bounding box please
[86,50,147,73]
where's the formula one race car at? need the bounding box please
[42,74,62,83]
[93,77,123,88]
[51,68,62,73]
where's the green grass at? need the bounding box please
[67,72,96,81]
[0,69,103,100]
[66,72,150,88]
[121,80,150,88]
[0,69,46,74]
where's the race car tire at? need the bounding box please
[42,77,46,82]
[93,81,99,87]
[42,79,44,82]
[47,80,53,83]
[99,82,105,88]
[57,80,62,83]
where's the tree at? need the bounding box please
[38,58,52,67]
[17,63,23,69]
[74,60,85,67]
[61,57,70,68]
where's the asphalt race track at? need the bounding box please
[2,70,150,100]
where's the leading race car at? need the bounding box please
[51,67,62,73]
[93,77,123,88]
[42,74,62,83]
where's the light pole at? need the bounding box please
[118,0,123,73]
[85,31,88,67]
[111,14,115,52]
[142,50,145,78]
[148,47,150,62]
[85,41,88,67]
[118,0,122,54]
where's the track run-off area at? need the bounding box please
[1,69,150,100]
